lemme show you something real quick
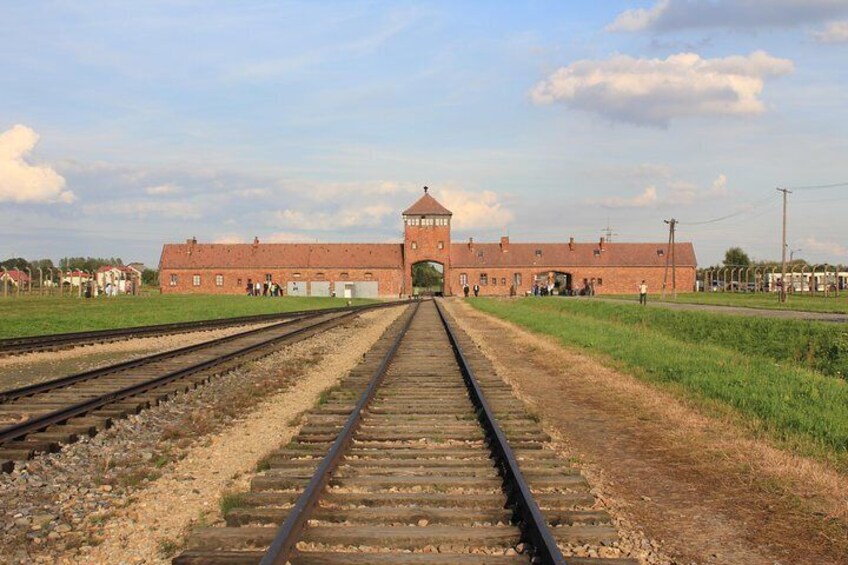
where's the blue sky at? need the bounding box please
[2,0,847,267]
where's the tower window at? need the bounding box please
[412,241,418,250]
[438,241,444,250]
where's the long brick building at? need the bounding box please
[159,188,696,297]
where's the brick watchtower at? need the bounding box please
[402,187,452,296]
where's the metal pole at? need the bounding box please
[38,268,43,296]
[661,219,673,299]
[671,219,677,299]
[777,187,791,303]
[2,268,7,298]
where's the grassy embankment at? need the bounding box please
[0,294,375,339]
[470,297,848,467]
[609,291,848,314]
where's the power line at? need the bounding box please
[678,193,779,226]
[786,181,848,190]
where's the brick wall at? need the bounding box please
[159,268,404,297]
[450,266,696,296]
[403,219,452,295]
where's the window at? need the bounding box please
[593,249,601,257]
[265,273,272,282]
[411,241,418,250]
[293,272,301,279]
[169,274,178,286]
[438,241,444,250]
[501,278,507,286]
[477,251,484,258]
[657,249,665,256]
[513,273,522,287]
[480,273,488,285]
[459,273,468,286]
[315,272,325,280]
[535,249,542,257]
[192,274,201,286]
[598,278,603,286]
[492,277,497,286]
[340,272,349,280]
[237,278,242,286]
[215,274,224,287]
[364,272,373,281]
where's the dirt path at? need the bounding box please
[595,296,848,322]
[445,299,848,565]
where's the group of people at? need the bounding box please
[462,283,480,297]
[246,280,284,297]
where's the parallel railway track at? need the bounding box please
[0,303,390,357]
[175,300,636,564]
[0,302,405,474]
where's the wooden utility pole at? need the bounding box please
[660,218,677,299]
[777,188,791,303]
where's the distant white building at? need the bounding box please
[96,265,141,295]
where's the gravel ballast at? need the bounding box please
[0,306,405,564]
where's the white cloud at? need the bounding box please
[145,183,180,195]
[434,189,514,230]
[595,173,729,208]
[803,237,848,258]
[275,203,394,230]
[267,231,315,243]
[0,124,74,204]
[299,180,416,201]
[83,200,202,219]
[607,0,848,33]
[531,51,793,127]
[599,186,659,208]
[813,20,848,42]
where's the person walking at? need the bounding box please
[463,284,470,297]
[472,284,480,297]
[639,280,648,305]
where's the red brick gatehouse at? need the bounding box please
[159,188,696,297]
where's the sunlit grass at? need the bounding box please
[0,294,375,339]
[470,297,848,468]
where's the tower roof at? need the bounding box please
[403,187,452,216]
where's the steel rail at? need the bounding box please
[434,299,567,565]
[0,305,390,447]
[260,301,420,565]
[0,301,405,355]
[0,301,403,404]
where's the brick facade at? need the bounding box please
[159,189,697,297]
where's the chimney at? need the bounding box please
[468,237,474,250]
[253,236,260,245]
[500,236,510,252]
[186,237,197,245]
[599,237,605,251]
[569,237,575,251]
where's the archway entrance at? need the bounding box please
[412,261,444,296]
[533,271,572,296]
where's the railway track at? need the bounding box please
[175,300,636,564]
[0,303,390,357]
[0,302,404,474]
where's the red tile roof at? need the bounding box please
[402,190,452,216]
[450,242,697,268]
[160,243,404,270]
[2,269,30,283]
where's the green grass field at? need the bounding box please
[470,297,848,468]
[0,294,376,339]
[609,291,848,314]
